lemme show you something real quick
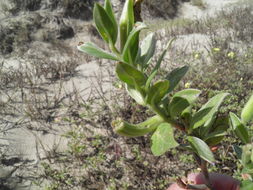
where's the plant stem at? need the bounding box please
[192,153,215,190]
[176,177,210,190]
[200,158,215,190]
[109,41,120,56]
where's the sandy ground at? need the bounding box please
[180,0,239,19]
[0,0,242,189]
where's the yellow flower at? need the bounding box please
[194,53,200,59]
[114,82,123,89]
[118,83,123,89]
[185,82,191,88]
[228,51,235,58]
[213,48,220,52]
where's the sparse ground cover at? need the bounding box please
[190,0,206,9]
[35,2,253,190]
[0,0,253,190]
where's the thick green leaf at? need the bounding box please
[230,112,250,144]
[204,130,226,146]
[93,3,116,43]
[137,115,163,127]
[241,94,253,124]
[148,38,175,72]
[190,107,213,130]
[116,62,147,86]
[181,106,192,124]
[205,136,225,147]
[165,66,189,93]
[151,123,178,156]
[204,117,229,146]
[146,80,170,104]
[241,144,253,174]
[241,145,252,166]
[173,89,201,104]
[187,136,215,163]
[241,180,253,190]
[113,115,162,137]
[211,116,229,132]
[119,0,134,50]
[251,149,253,163]
[122,22,147,64]
[169,97,190,118]
[169,89,200,119]
[126,85,145,105]
[128,33,139,65]
[145,70,157,92]
[138,33,156,68]
[195,93,229,134]
[161,96,170,116]
[78,42,121,61]
[233,145,242,159]
[104,0,118,44]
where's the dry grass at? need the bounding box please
[32,3,253,190]
[190,0,206,9]
[1,1,253,190]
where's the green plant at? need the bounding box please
[230,94,253,189]
[77,0,230,189]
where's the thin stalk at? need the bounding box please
[193,153,215,190]
[175,154,212,190]
[200,159,214,190]
[176,177,210,190]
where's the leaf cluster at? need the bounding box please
[230,94,253,189]
[77,0,232,165]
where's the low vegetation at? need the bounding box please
[0,0,253,190]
